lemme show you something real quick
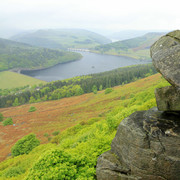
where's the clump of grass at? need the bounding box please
[44,133,49,137]
[3,118,13,126]
[28,106,36,112]
[105,88,113,94]
[52,130,60,136]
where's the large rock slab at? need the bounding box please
[96,108,180,180]
[150,30,180,87]
[96,151,137,180]
[155,86,180,111]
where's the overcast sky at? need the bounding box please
[0,0,179,37]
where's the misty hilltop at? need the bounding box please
[11,29,112,50]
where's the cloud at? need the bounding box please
[0,0,179,37]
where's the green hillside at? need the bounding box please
[0,74,169,179]
[0,71,46,89]
[92,32,165,60]
[0,64,157,108]
[11,29,111,49]
[0,38,82,71]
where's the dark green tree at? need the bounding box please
[99,85,103,91]
[92,85,97,94]
[12,98,20,107]
[0,113,4,122]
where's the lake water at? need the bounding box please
[22,52,149,82]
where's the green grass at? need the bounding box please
[0,71,46,89]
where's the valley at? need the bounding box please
[0,28,175,179]
[0,0,178,178]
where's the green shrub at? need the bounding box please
[106,116,118,131]
[3,166,25,178]
[0,113,4,122]
[79,121,87,125]
[99,85,103,91]
[26,149,96,179]
[28,106,36,112]
[48,137,52,141]
[26,149,78,179]
[11,133,40,157]
[50,136,59,144]
[66,124,83,136]
[52,130,60,136]
[121,96,126,100]
[44,133,49,137]
[3,118,13,126]
[92,85,97,94]
[105,88,113,94]
[87,117,101,125]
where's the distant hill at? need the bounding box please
[108,30,151,41]
[0,38,82,71]
[92,32,165,60]
[11,29,112,49]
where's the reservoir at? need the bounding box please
[22,52,149,82]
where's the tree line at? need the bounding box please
[0,64,157,108]
[0,38,82,71]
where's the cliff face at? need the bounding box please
[97,108,180,180]
[96,30,180,180]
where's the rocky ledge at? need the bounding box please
[96,30,180,180]
[96,108,180,180]
[151,30,180,112]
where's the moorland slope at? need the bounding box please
[0,73,169,179]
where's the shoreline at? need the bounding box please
[9,58,82,74]
[89,50,152,62]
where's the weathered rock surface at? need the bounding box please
[150,30,180,87]
[97,30,180,180]
[155,86,180,111]
[96,151,137,180]
[96,108,180,180]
